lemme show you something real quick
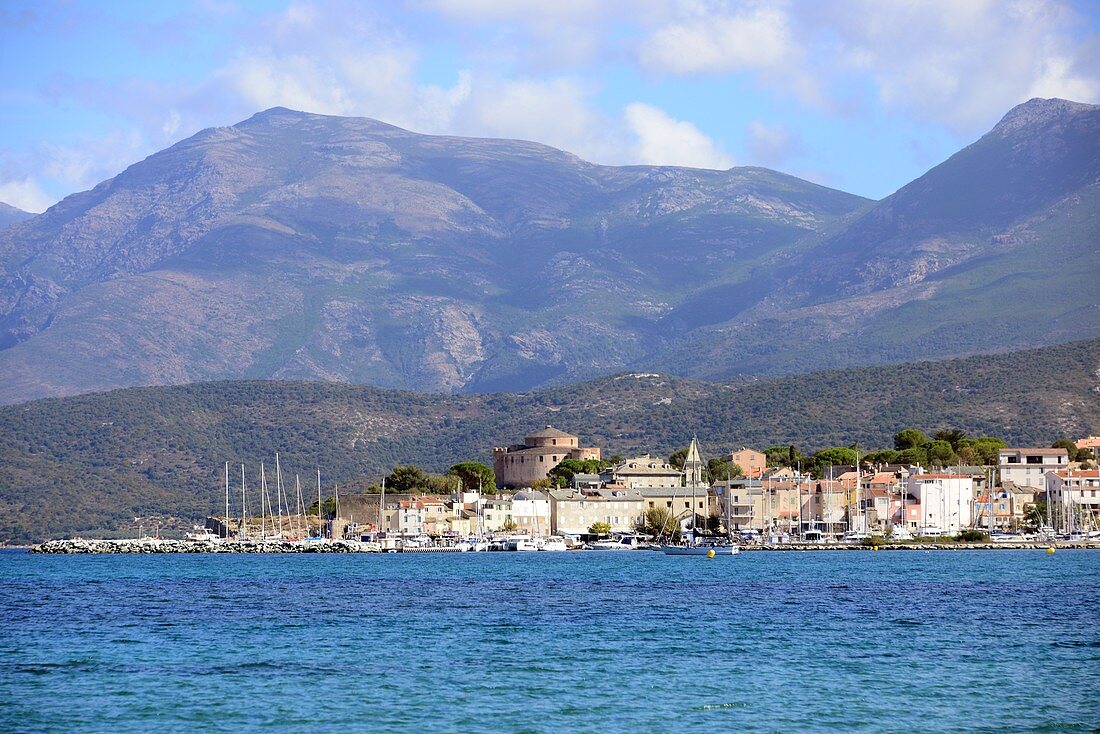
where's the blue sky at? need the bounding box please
[1,0,1098,212]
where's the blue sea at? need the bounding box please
[0,548,1096,733]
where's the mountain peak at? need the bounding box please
[992,97,1097,135]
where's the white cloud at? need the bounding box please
[633,0,1098,133]
[818,0,1099,131]
[625,103,733,169]
[639,4,794,74]
[0,177,54,214]
[453,77,617,159]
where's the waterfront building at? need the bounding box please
[493,426,601,488]
[396,495,450,536]
[728,447,766,478]
[480,496,513,532]
[510,490,552,535]
[638,486,709,531]
[713,480,758,531]
[1044,469,1100,532]
[998,448,1069,490]
[548,488,644,534]
[906,472,975,534]
[603,455,683,488]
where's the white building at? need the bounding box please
[906,472,975,535]
[510,491,552,535]
[481,497,513,533]
[1045,469,1100,532]
[998,448,1069,490]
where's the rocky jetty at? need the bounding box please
[31,538,377,554]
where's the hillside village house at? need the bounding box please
[728,447,767,478]
[493,426,601,487]
[998,448,1069,490]
[1075,436,1100,452]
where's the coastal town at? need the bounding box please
[37,426,1100,553]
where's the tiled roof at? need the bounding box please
[525,425,577,439]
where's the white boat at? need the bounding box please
[186,527,222,542]
[537,536,569,552]
[589,533,649,550]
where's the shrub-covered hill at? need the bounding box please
[1,338,1097,542]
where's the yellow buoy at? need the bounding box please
[1046,547,1055,555]
[707,549,715,558]
[873,546,879,551]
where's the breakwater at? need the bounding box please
[31,538,377,554]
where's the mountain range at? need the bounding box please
[0,98,1097,403]
[1,337,1097,542]
[0,202,32,232]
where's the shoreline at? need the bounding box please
[28,538,1100,554]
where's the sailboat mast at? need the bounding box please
[334,482,340,540]
[224,461,230,539]
[240,464,247,540]
[295,474,303,540]
[317,468,323,540]
[380,476,386,537]
[260,462,268,540]
[275,453,284,538]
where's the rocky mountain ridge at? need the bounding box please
[0,98,1097,403]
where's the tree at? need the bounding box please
[548,458,604,488]
[385,464,429,493]
[894,429,929,451]
[963,436,1007,465]
[896,447,927,465]
[635,507,680,540]
[588,521,612,536]
[707,457,743,482]
[926,440,956,467]
[1051,439,1079,462]
[425,473,462,494]
[447,461,496,491]
[814,447,857,467]
[864,449,899,465]
[764,445,793,467]
[500,518,518,533]
[933,429,968,450]
[668,447,688,471]
[1023,501,1048,532]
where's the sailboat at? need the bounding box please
[661,437,740,556]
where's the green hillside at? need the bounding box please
[1,339,1097,542]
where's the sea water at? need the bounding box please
[0,549,1096,733]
